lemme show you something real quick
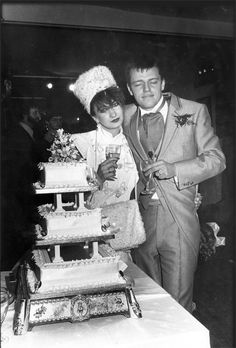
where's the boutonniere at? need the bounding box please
[173,112,196,127]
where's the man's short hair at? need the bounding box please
[124,53,165,86]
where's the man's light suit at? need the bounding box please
[123,93,226,311]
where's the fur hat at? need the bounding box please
[73,65,117,114]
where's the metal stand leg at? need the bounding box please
[92,242,101,259]
[78,192,85,209]
[55,193,63,211]
[73,193,78,210]
[53,245,63,263]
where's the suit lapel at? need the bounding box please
[128,108,148,161]
[124,94,182,160]
[158,94,181,157]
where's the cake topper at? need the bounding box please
[48,128,82,163]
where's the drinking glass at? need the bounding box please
[86,166,98,186]
[105,144,121,161]
[140,152,156,195]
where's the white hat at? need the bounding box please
[73,65,117,113]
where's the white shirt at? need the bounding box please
[71,124,139,205]
[139,96,174,199]
[139,96,168,124]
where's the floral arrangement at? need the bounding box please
[48,128,82,162]
[194,192,203,210]
[173,112,195,127]
[199,222,225,261]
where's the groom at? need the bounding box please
[122,53,226,312]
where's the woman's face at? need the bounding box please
[93,104,123,136]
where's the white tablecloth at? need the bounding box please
[1,263,211,348]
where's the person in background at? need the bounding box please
[72,65,139,207]
[122,53,226,312]
[1,100,43,268]
[35,113,63,162]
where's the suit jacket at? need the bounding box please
[4,123,40,192]
[123,93,226,253]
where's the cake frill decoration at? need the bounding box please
[47,128,82,163]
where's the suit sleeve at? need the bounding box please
[174,104,226,190]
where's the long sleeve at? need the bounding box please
[174,104,226,190]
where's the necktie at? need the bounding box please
[141,111,164,152]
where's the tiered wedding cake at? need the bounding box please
[13,129,141,335]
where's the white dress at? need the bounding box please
[71,124,139,206]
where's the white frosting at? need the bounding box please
[46,209,101,238]
[40,162,89,188]
[30,249,125,293]
[38,207,110,239]
[31,160,128,296]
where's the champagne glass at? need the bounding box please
[105,145,121,175]
[86,166,98,187]
[105,144,121,161]
[140,151,156,195]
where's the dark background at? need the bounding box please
[1,2,235,346]
[1,23,235,135]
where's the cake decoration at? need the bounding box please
[12,121,142,335]
[48,128,82,163]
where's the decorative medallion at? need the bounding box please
[71,295,90,321]
[33,304,47,319]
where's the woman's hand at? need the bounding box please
[97,155,119,183]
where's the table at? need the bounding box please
[1,263,211,348]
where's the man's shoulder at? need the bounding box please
[170,93,205,113]
[173,93,204,109]
[123,103,137,128]
[8,123,30,139]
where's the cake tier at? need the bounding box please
[37,206,112,240]
[39,162,89,188]
[26,249,126,294]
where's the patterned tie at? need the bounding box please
[141,110,164,153]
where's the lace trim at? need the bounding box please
[33,250,120,269]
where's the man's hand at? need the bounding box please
[142,160,176,180]
[97,156,119,183]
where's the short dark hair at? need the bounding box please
[125,53,164,86]
[90,86,125,116]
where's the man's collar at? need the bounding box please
[19,121,34,139]
[139,96,164,116]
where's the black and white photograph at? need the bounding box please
[1,1,235,347]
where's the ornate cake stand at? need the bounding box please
[12,264,142,335]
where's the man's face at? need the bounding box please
[29,107,41,124]
[48,116,62,131]
[127,67,165,110]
